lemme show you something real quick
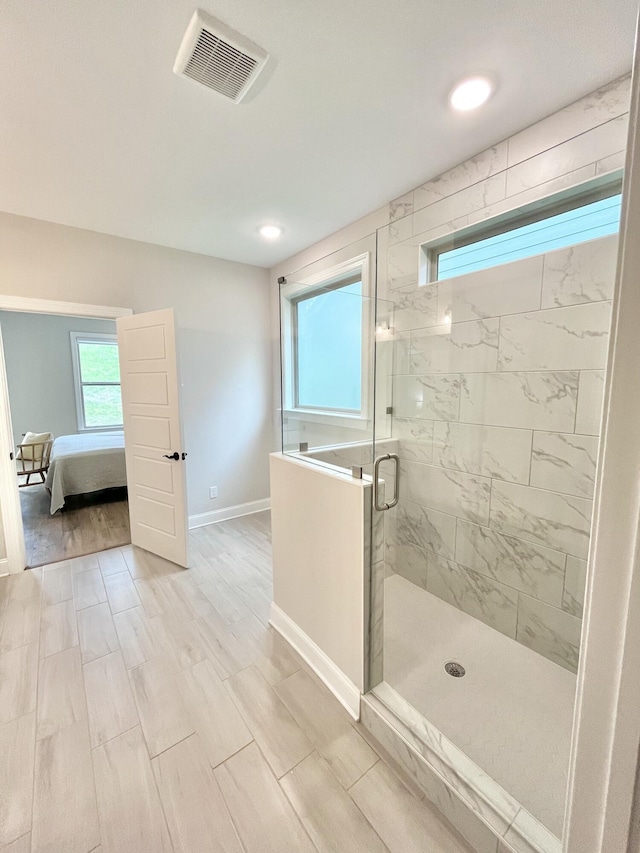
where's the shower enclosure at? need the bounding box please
[278,179,622,852]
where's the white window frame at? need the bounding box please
[280,252,373,429]
[70,331,123,432]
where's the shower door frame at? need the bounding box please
[564,31,640,853]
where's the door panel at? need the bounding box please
[124,324,167,359]
[128,373,169,405]
[117,308,188,567]
[130,415,171,448]
[133,456,174,493]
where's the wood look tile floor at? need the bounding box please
[0,511,473,853]
[19,484,130,569]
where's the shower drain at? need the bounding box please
[444,661,466,678]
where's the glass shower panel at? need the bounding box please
[370,229,620,844]
[279,277,392,476]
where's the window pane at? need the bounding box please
[82,385,123,427]
[296,281,362,411]
[437,194,622,280]
[78,342,121,382]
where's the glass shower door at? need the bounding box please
[369,228,620,844]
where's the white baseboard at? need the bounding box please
[0,557,8,578]
[269,603,361,720]
[188,498,271,530]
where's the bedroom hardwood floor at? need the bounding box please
[19,484,130,568]
[0,512,473,853]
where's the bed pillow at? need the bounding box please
[17,431,53,461]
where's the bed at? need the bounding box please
[45,431,127,514]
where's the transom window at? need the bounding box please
[70,332,123,430]
[432,189,622,281]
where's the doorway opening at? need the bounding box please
[0,297,134,574]
[2,310,130,567]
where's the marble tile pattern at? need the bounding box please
[425,553,519,638]
[393,374,460,421]
[454,521,565,607]
[497,302,611,372]
[505,75,630,167]
[436,255,544,326]
[541,235,618,308]
[389,190,414,223]
[530,432,598,499]
[505,113,628,197]
[562,556,587,618]
[410,318,499,375]
[413,172,507,236]
[596,150,626,175]
[515,596,582,672]
[381,73,628,671]
[459,371,579,433]
[433,422,532,485]
[396,500,457,559]
[388,213,412,246]
[391,281,439,329]
[489,481,592,560]
[402,461,491,526]
[413,143,509,213]
[575,370,605,435]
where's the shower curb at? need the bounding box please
[361,689,561,853]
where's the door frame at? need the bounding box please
[0,295,132,574]
[564,39,640,852]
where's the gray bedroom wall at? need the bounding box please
[0,311,117,448]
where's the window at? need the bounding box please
[70,332,123,430]
[280,254,371,420]
[432,190,622,281]
[294,277,363,412]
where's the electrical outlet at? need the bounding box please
[209,486,218,499]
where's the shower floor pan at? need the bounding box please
[375,574,576,848]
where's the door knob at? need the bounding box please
[163,452,180,461]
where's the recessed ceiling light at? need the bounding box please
[450,76,493,112]
[259,225,282,239]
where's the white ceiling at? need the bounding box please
[0,1,637,268]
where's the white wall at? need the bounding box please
[0,212,273,519]
[0,510,5,564]
[270,452,369,717]
[0,311,116,447]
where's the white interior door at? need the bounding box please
[117,308,188,567]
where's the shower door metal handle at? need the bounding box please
[373,453,400,511]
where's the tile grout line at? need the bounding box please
[27,579,44,847]
[251,738,321,852]
[74,584,107,853]
[145,732,183,853]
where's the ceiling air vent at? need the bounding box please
[173,10,269,103]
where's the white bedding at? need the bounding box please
[45,431,127,514]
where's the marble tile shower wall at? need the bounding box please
[381,74,631,673]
